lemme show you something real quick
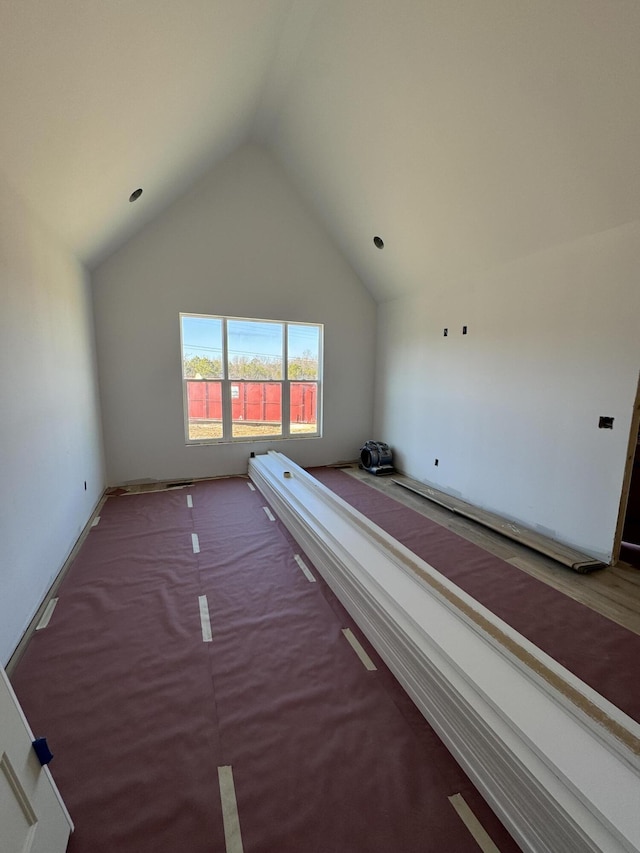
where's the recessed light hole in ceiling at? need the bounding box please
[373,236,384,249]
[129,188,143,203]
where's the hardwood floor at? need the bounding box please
[338,464,640,636]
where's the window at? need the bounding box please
[180,314,323,444]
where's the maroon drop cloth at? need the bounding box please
[10,477,522,853]
[310,467,640,724]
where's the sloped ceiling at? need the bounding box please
[1,1,639,300]
[0,0,292,267]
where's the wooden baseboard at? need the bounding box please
[392,475,605,573]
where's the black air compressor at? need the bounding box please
[359,441,395,476]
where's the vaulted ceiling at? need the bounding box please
[2,0,639,301]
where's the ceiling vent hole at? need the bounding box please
[129,188,143,203]
[373,236,384,249]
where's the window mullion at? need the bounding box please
[221,318,232,439]
[282,323,290,437]
[282,380,290,437]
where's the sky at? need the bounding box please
[181,315,321,362]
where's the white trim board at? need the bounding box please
[248,451,640,853]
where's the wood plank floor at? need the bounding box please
[337,464,640,637]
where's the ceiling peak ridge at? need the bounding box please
[251,0,327,145]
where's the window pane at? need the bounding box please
[182,315,322,444]
[290,382,318,434]
[227,320,283,380]
[231,382,282,438]
[287,324,319,380]
[182,316,223,379]
[186,380,223,440]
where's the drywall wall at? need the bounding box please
[375,221,640,563]
[0,176,105,665]
[92,144,376,485]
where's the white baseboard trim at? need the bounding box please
[249,451,640,853]
[6,492,107,675]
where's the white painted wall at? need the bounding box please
[92,144,376,485]
[375,222,640,562]
[0,176,105,665]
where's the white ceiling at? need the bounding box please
[2,0,640,300]
[0,0,292,266]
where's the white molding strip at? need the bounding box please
[248,451,640,853]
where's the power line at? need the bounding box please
[184,345,316,362]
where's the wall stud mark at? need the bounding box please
[435,459,439,466]
[462,326,468,335]
[443,328,448,337]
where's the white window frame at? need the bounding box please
[180,313,323,445]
